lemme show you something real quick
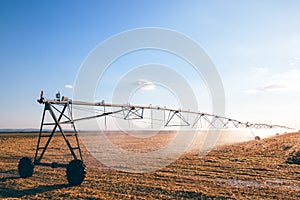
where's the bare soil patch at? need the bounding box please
[0,131,300,199]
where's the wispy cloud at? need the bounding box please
[136,79,155,90]
[245,68,300,94]
[290,56,300,66]
[258,84,285,91]
[253,67,269,72]
[65,84,73,89]
[244,83,285,94]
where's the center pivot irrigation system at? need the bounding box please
[18,91,293,186]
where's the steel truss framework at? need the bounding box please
[18,97,292,186]
[43,99,291,130]
[35,99,293,168]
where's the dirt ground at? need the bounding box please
[0,131,300,199]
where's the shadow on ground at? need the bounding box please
[0,180,69,198]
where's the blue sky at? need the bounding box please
[1,0,300,129]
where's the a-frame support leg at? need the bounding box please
[34,102,82,167]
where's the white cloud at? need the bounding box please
[245,83,285,94]
[136,79,155,90]
[253,67,269,72]
[258,83,285,91]
[294,56,300,61]
[245,68,300,94]
[65,84,73,89]
[290,56,300,66]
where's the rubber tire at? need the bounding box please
[66,159,86,186]
[18,157,34,178]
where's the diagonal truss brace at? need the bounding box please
[165,110,190,126]
[123,106,144,120]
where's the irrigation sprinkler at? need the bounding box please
[18,91,293,185]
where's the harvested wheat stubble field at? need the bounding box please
[0,131,300,199]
